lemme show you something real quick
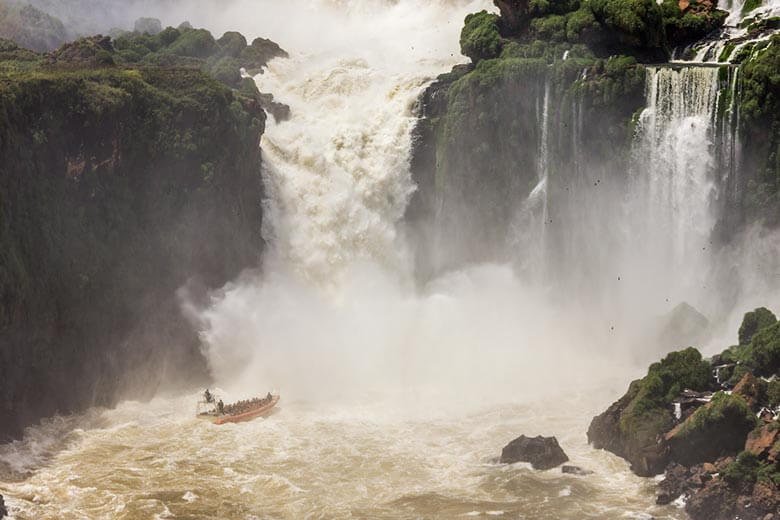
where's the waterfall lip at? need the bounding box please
[662,61,738,68]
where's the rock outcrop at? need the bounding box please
[500,435,569,470]
[664,390,757,467]
[587,379,672,476]
[587,347,712,475]
[0,494,6,518]
[590,308,780,520]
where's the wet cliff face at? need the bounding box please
[409,6,780,291]
[408,53,645,282]
[0,54,266,441]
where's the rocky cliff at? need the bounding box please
[588,308,780,519]
[408,0,780,280]
[0,26,280,440]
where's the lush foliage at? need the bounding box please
[739,307,778,345]
[660,0,728,47]
[461,11,504,62]
[724,450,762,483]
[111,25,287,89]
[675,392,757,439]
[462,0,669,64]
[589,0,666,50]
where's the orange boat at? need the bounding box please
[197,392,280,425]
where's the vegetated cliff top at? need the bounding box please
[0,21,287,79]
[0,21,291,120]
[465,0,730,64]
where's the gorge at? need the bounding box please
[0,0,779,518]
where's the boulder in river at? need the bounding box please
[500,435,569,470]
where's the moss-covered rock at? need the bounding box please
[588,0,668,59]
[461,11,505,62]
[0,44,268,441]
[587,347,712,475]
[666,392,758,466]
[660,0,728,48]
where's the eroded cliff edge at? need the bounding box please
[0,26,282,440]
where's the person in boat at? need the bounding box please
[267,392,272,400]
[217,399,224,415]
[204,389,213,404]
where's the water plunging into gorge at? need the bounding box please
[2,2,780,519]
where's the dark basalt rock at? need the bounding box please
[686,476,780,520]
[500,435,569,470]
[656,461,720,505]
[561,465,594,476]
[587,380,672,476]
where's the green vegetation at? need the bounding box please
[718,42,736,63]
[725,450,761,483]
[462,0,670,64]
[111,24,287,87]
[742,0,763,16]
[719,309,780,377]
[747,323,780,376]
[726,450,780,485]
[739,307,777,345]
[768,380,780,407]
[660,0,728,48]
[675,392,757,439]
[617,348,711,445]
[0,35,270,437]
[589,0,666,51]
[461,11,504,62]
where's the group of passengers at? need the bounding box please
[205,390,274,416]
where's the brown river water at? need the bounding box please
[0,387,687,520]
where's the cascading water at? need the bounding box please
[631,66,720,280]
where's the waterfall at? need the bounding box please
[253,0,494,286]
[538,79,552,256]
[631,66,721,276]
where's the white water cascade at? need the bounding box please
[251,0,493,286]
[628,66,722,309]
